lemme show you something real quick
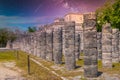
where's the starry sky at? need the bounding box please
[0,0,106,30]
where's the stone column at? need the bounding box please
[119,31,120,62]
[63,22,76,70]
[40,30,46,59]
[39,32,42,57]
[112,29,119,63]
[75,33,80,60]
[33,34,37,56]
[30,34,34,54]
[97,32,102,60]
[46,28,53,61]
[83,13,98,78]
[26,34,31,54]
[80,31,84,53]
[36,32,41,57]
[102,23,112,68]
[53,27,62,64]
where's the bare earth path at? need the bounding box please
[0,62,25,80]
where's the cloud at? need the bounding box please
[0,15,56,24]
[0,15,57,29]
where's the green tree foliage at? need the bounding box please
[28,26,36,32]
[0,28,16,47]
[111,0,120,29]
[96,0,120,32]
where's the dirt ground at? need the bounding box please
[0,62,25,80]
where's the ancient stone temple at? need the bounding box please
[112,29,119,63]
[83,13,98,78]
[102,23,112,68]
[63,22,76,70]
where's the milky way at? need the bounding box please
[53,0,106,12]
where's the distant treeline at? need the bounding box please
[0,28,18,47]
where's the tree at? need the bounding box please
[0,28,17,47]
[28,26,37,32]
[96,0,120,31]
[111,0,120,29]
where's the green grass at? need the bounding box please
[0,50,16,61]
[76,59,84,67]
[16,51,62,80]
[0,51,62,80]
[98,60,120,75]
[0,50,119,79]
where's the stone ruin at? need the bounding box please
[12,13,120,78]
[83,13,98,77]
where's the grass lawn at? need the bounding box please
[0,51,120,80]
[0,51,62,80]
[0,50,16,61]
[98,60,120,75]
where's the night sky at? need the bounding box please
[0,0,106,30]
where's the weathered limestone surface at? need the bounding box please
[83,13,98,78]
[40,31,46,59]
[63,22,76,70]
[75,33,80,60]
[97,32,102,60]
[36,32,41,57]
[33,34,37,56]
[6,40,13,49]
[112,29,119,63]
[30,34,34,54]
[26,34,31,54]
[102,23,112,68]
[46,28,53,61]
[53,27,62,64]
[119,32,120,62]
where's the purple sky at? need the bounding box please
[0,0,106,30]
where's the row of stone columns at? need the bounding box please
[12,13,120,78]
[15,22,77,71]
[13,13,98,78]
